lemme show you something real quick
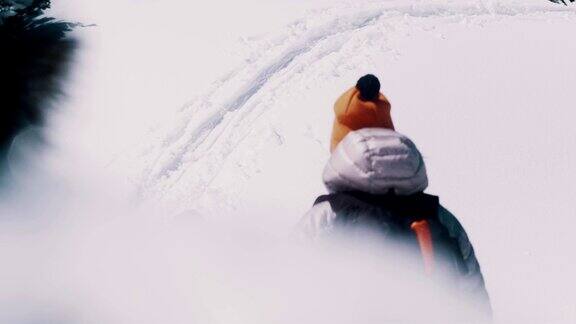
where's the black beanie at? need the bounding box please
[356,74,380,101]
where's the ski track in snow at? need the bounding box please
[121,1,573,211]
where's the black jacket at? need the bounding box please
[301,191,491,316]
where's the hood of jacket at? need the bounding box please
[323,128,428,195]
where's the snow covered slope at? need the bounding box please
[117,3,574,223]
[111,1,576,322]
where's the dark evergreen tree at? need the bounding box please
[0,0,77,176]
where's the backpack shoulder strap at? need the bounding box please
[410,220,435,274]
[316,192,440,274]
[313,194,332,206]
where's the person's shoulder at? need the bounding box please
[437,205,465,231]
[298,200,337,239]
[436,205,476,261]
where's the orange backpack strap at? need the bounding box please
[410,220,435,275]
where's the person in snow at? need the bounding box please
[330,74,394,152]
[301,128,491,316]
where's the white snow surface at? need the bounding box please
[2,0,576,323]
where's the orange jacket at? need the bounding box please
[330,87,394,152]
